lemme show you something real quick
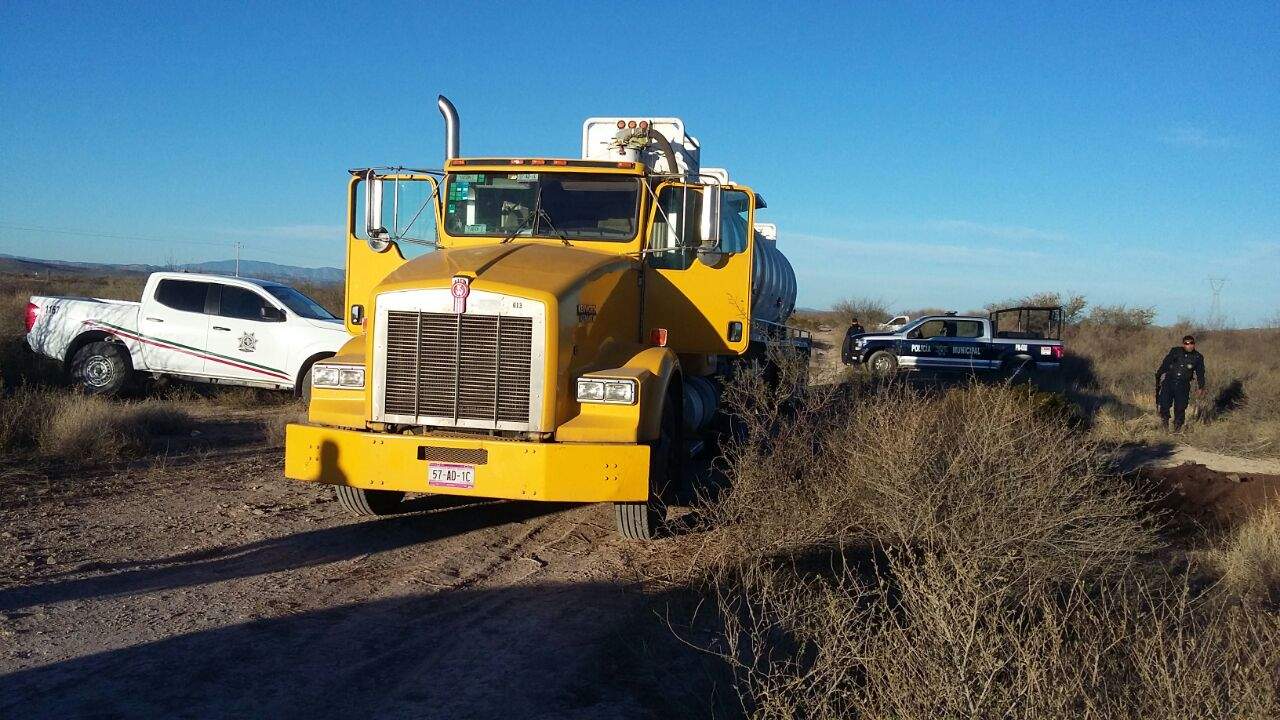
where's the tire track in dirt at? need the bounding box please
[0,428,711,719]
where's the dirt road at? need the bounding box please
[0,412,724,719]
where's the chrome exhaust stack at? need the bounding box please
[437,95,460,160]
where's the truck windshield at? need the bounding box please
[443,172,640,241]
[265,286,338,320]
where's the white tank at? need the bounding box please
[751,223,797,325]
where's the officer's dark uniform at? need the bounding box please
[1155,346,1206,431]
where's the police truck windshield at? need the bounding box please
[443,172,640,241]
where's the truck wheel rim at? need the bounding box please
[84,356,113,387]
[873,356,891,372]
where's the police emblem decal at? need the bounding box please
[239,332,257,353]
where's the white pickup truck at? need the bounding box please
[25,272,350,397]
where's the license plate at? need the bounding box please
[428,462,475,489]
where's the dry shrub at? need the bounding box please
[1210,507,1280,607]
[830,297,890,326]
[1081,304,1157,332]
[0,385,49,453]
[716,555,1280,719]
[699,360,1279,718]
[36,394,194,461]
[709,369,1157,587]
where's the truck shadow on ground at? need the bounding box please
[0,498,570,613]
[0,581,733,720]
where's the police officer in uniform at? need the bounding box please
[1155,334,1206,432]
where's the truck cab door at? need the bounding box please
[205,283,293,385]
[643,182,754,355]
[139,277,212,375]
[345,171,440,333]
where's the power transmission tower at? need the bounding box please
[1208,277,1226,327]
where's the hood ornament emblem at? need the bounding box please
[451,276,470,313]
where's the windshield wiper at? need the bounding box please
[534,207,571,246]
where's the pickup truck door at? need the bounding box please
[904,319,988,371]
[643,182,754,354]
[137,278,211,374]
[204,283,293,385]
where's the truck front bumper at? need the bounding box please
[284,423,650,502]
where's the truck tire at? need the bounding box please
[868,350,898,376]
[70,341,132,396]
[615,395,680,541]
[334,485,405,516]
[299,365,315,406]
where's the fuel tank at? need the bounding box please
[751,223,797,325]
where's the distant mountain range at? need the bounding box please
[0,254,343,284]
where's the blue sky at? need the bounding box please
[1,2,1276,324]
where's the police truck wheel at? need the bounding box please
[1003,356,1033,384]
[615,397,679,540]
[70,341,132,396]
[299,365,315,406]
[334,485,405,516]
[868,350,898,376]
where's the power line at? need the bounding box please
[0,221,339,266]
[1208,276,1226,325]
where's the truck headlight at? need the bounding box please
[576,378,637,405]
[313,363,365,389]
[854,339,866,349]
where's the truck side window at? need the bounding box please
[953,320,984,338]
[219,286,274,321]
[647,185,701,270]
[910,320,945,339]
[720,190,751,254]
[155,280,209,314]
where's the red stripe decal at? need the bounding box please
[84,321,291,381]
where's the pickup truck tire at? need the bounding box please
[334,485,405,516]
[614,395,680,541]
[1002,356,1034,384]
[70,341,132,396]
[868,350,898,375]
[299,366,315,406]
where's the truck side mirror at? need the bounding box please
[363,173,391,252]
[699,184,721,251]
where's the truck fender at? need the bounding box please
[627,346,682,442]
[64,329,138,372]
[555,346,682,444]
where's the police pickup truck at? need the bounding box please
[25,272,350,398]
[842,306,1064,376]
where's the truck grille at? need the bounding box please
[383,311,534,425]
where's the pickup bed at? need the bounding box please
[842,306,1064,376]
[25,272,350,396]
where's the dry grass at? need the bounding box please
[693,356,1280,718]
[1209,507,1280,607]
[0,387,194,460]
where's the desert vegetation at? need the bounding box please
[690,354,1279,718]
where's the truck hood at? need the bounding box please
[302,317,348,333]
[374,242,635,302]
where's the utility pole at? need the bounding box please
[1208,277,1226,327]
[234,241,242,277]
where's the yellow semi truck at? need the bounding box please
[285,96,805,539]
